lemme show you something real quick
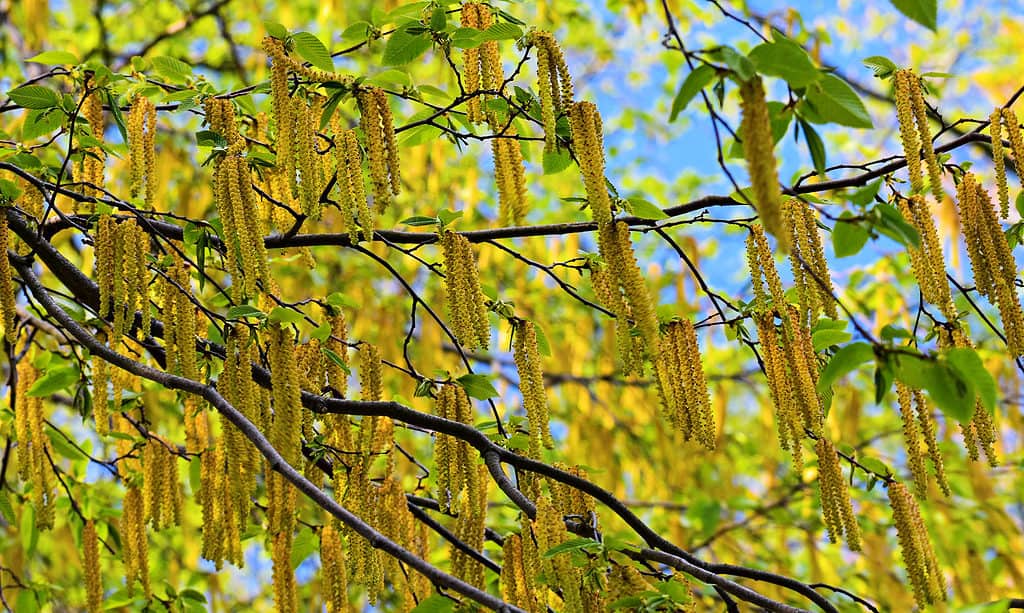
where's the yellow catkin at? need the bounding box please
[121,485,150,596]
[533,495,583,611]
[888,481,946,607]
[591,260,644,374]
[783,199,837,323]
[897,195,957,319]
[272,531,299,613]
[324,308,350,398]
[81,519,103,613]
[894,69,923,190]
[433,383,476,511]
[295,96,323,219]
[512,320,555,457]
[905,71,945,202]
[1000,108,1024,202]
[0,212,16,341]
[440,230,490,349]
[356,87,400,212]
[568,101,613,227]
[206,97,269,298]
[268,323,302,467]
[739,77,787,251]
[754,311,803,470]
[655,319,715,449]
[991,108,1009,218]
[957,173,1024,354]
[911,388,951,495]
[81,76,106,201]
[320,524,350,613]
[599,221,660,360]
[814,436,861,550]
[263,36,296,194]
[501,534,539,611]
[127,95,157,207]
[492,131,529,225]
[332,123,373,242]
[451,466,490,590]
[531,31,574,152]
[896,382,928,498]
[91,355,109,436]
[746,225,787,309]
[461,3,483,123]
[15,358,55,529]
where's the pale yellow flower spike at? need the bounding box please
[320,524,351,613]
[754,312,803,470]
[739,76,788,252]
[492,132,528,225]
[81,76,106,203]
[896,382,929,498]
[512,320,555,457]
[897,195,957,320]
[272,531,299,613]
[888,482,946,607]
[568,101,613,227]
[440,229,490,349]
[81,519,103,613]
[991,108,1009,218]
[911,388,950,496]
[461,3,483,123]
[906,70,945,202]
[0,212,16,341]
[894,70,923,193]
[814,436,862,551]
[1000,108,1024,199]
[599,221,660,359]
[784,199,837,323]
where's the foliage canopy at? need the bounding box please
[0,0,1023,612]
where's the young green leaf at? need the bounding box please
[152,56,193,83]
[27,50,79,65]
[946,347,997,413]
[803,74,873,129]
[292,32,335,73]
[862,55,898,79]
[456,373,499,400]
[832,214,870,257]
[7,85,62,110]
[816,342,874,394]
[748,37,820,88]
[669,64,716,122]
[383,24,433,65]
[889,0,938,31]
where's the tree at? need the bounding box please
[0,0,1022,611]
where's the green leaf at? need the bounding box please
[322,348,351,375]
[626,198,668,220]
[409,594,456,613]
[456,373,498,400]
[542,150,573,175]
[863,55,898,79]
[889,0,938,31]
[799,119,827,175]
[264,21,289,39]
[812,329,852,351]
[669,64,715,122]
[151,56,193,83]
[326,292,358,309]
[532,322,551,357]
[195,130,228,149]
[225,305,266,320]
[874,203,921,248]
[268,306,305,324]
[0,491,13,524]
[27,365,80,397]
[21,504,38,556]
[27,50,79,65]
[816,342,874,394]
[290,526,318,569]
[1015,191,1024,219]
[311,321,332,342]
[748,37,820,88]
[449,28,487,50]
[400,215,439,227]
[292,32,335,73]
[832,213,869,257]
[179,589,207,604]
[849,179,882,206]
[921,360,974,423]
[542,537,601,558]
[946,347,997,413]
[429,7,447,31]
[366,69,412,88]
[0,179,24,202]
[383,23,433,66]
[713,47,754,82]
[858,456,893,478]
[437,209,463,228]
[481,23,523,41]
[803,74,873,129]
[7,85,61,109]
